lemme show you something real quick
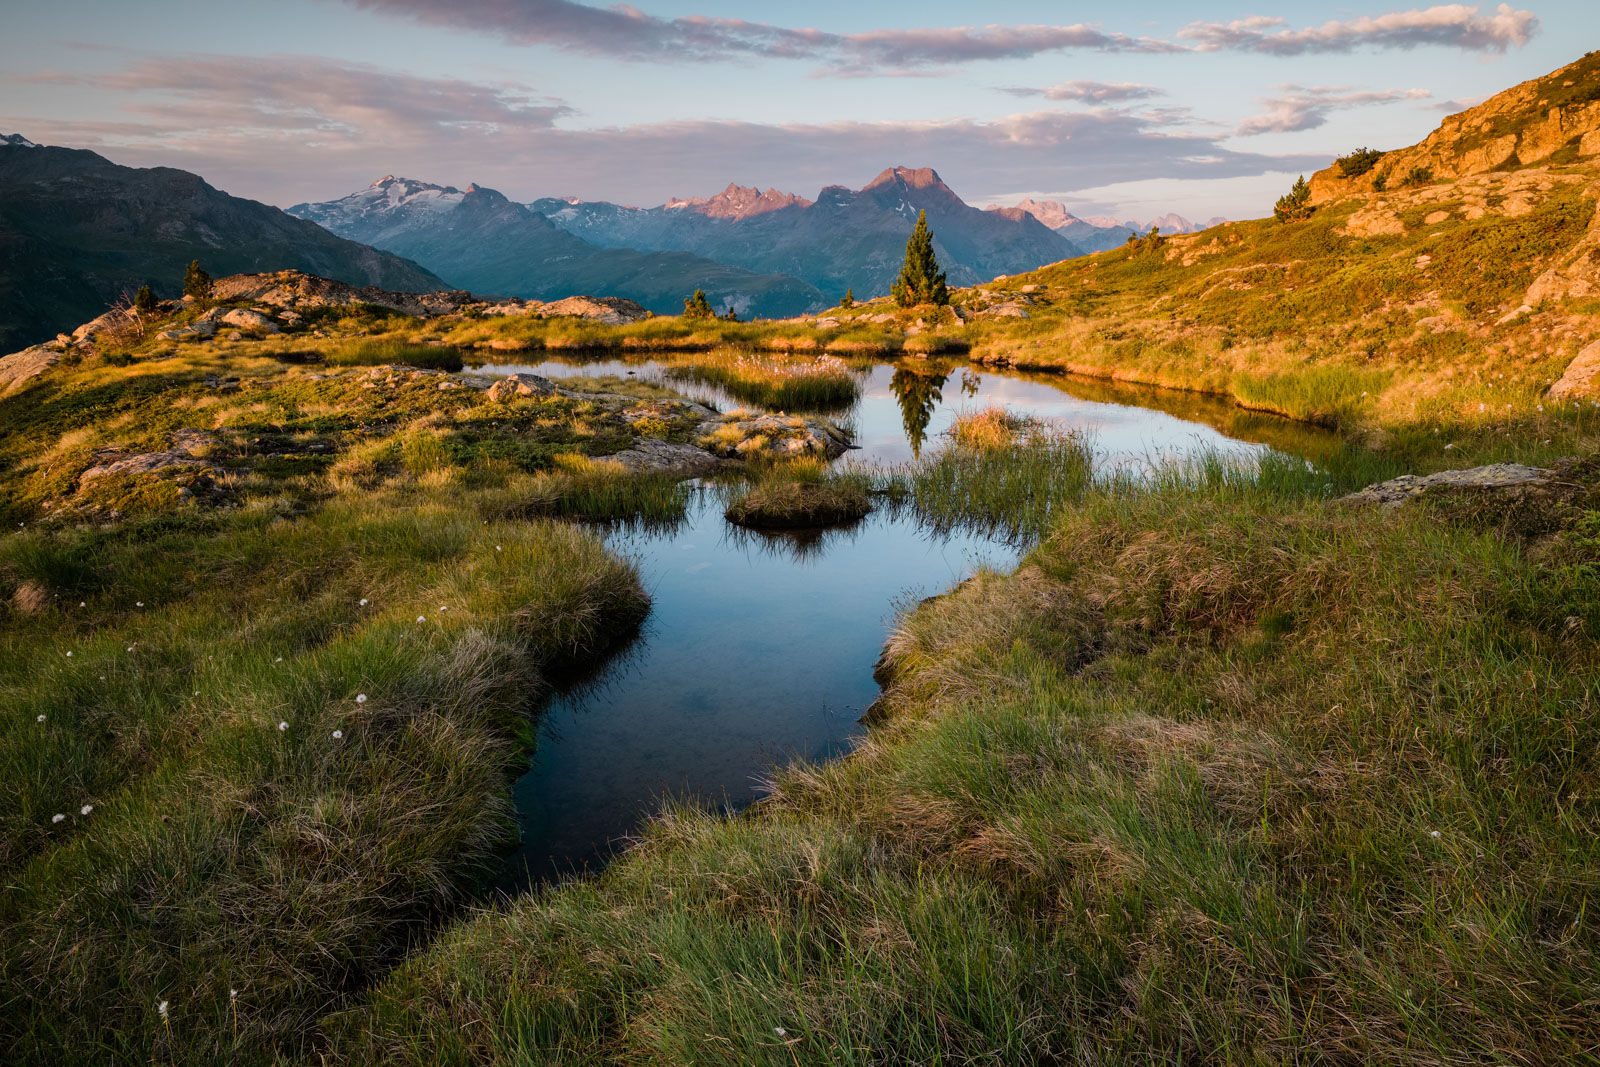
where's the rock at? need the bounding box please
[1341,463,1552,508]
[72,309,135,343]
[697,413,851,460]
[984,303,1031,320]
[218,308,280,333]
[11,580,49,616]
[1550,339,1600,399]
[604,439,729,476]
[158,319,217,342]
[1020,284,1041,293]
[210,270,481,318]
[813,317,841,329]
[1496,304,1534,326]
[532,295,651,326]
[0,345,61,395]
[485,373,557,402]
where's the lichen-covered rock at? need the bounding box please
[534,296,650,326]
[210,271,479,317]
[79,430,219,482]
[604,439,729,476]
[1341,463,1552,508]
[218,308,280,333]
[697,413,851,460]
[485,373,557,401]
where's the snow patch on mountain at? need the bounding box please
[1,134,40,148]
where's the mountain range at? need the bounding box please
[523,166,1084,299]
[288,178,825,318]
[993,198,1229,253]
[0,141,442,351]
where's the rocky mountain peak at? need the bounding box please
[864,166,952,194]
[665,182,812,220]
[999,198,1081,230]
[2,133,40,148]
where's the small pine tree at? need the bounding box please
[1274,176,1314,223]
[721,304,740,322]
[183,260,214,304]
[133,285,158,317]
[682,289,714,319]
[890,211,949,308]
[840,288,854,309]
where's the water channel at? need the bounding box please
[478,355,1339,886]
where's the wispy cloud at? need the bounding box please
[1181,4,1537,55]
[4,55,1324,208]
[1236,85,1432,135]
[1001,80,1163,103]
[337,1,1536,72]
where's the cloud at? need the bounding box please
[1181,4,1537,55]
[25,55,572,143]
[1002,80,1163,103]
[338,0,1538,71]
[1235,85,1432,135]
[341,0,1175,71]
[4,55,1322,209]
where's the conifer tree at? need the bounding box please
[891,211,949,308]
[682,289,714,319]
[1274,176,1314,223]
[183,260,214,304]
[840,288,854,309]
[133,285,158,317]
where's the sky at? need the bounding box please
[2,1,1596,222]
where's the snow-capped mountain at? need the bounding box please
[288,179,825,317]
[1,133,41,148]
[994,199,1231,254]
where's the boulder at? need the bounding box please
[604,439,729,476]
[158,319,217,342]
[485,373,557,402]
[697,413,852,460]
[1550,339,1600,399]
[1341,463,1552,508]
[218,308,280,333]
[0,345,61,395]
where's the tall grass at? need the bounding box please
[664,351,863,412]
[328,451,1600,1066]
[0,494,648,1063]
[1231,365,1389,427]
[719,457,874,528]
[905,409,1096,542]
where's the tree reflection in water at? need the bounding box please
[890,365,949,457]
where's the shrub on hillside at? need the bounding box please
[1335,147,1385,178]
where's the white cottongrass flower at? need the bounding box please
[495,545,502,552]
[359,598,369,606]
[51,813,65,824]
[65,651,72,657]
[332,729,344,740]
[158,1000,169,1019]
[274,657,283,663]
[355,694,367,704]
[126,646,134,653]
[278,721,289,732]
[416,615,427,623]
[1430,830,1441,839]
[438,606,448,612]
[78,601,86,608]
[36,714,45,723]
[80,804,93,816]
[136,601,144,608]
[775,1027,788,1037]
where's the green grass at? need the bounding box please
[1232,365,1390,427]
[323,449,1600,1065]
[904,410,1096,542]
[665,350,863,413]
[0,492,648,1063]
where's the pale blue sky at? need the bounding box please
[3,1,1594,220]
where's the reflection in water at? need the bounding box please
[889,364,949,458]
[471,351,1344,888]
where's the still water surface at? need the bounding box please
[483,354,1335,886]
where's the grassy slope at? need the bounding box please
[328,456,1600,1065]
